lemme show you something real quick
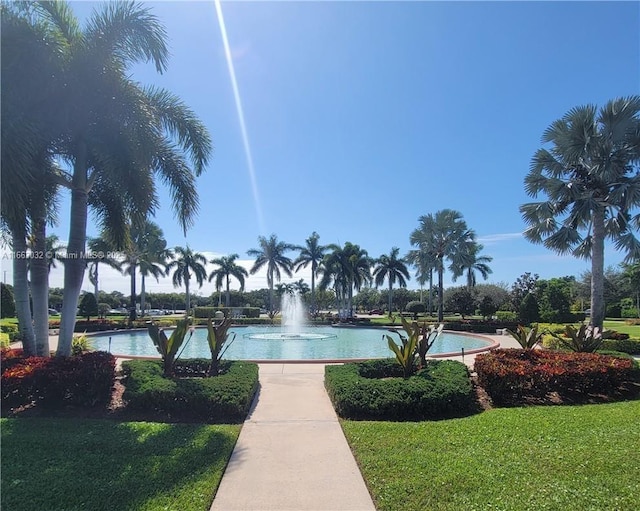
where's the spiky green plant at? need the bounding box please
[417,322,444,366]
[147,317,190,376]
[550,324,609,353]
[206,316,235,376]
[506,324,545,349]
[385,316,437,377]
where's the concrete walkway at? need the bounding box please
[210,363,376,511]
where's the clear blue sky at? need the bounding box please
[8,0,640,295]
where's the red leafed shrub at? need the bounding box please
[1,351,115,410]
[474,349,639,405]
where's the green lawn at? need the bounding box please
[1,418,240,511]
[603,319,640,338]
[342,401,640,511]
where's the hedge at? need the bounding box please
[194,307,260,319]
[121,359,259,423]
[474,349,639,405]
[1,349,116,410]
[324,359,476,421]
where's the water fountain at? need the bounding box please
[245,291,336,341]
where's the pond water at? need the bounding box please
[90,325,493,360]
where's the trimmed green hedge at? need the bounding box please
[194,307,260,319]
[121,359,258,423]
[325,359,477,421]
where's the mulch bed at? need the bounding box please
[4,372,639,422]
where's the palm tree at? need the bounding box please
[452,242,493,289]
[319,242,372,318]
[208,254,249,307]
[406,248,436,314]
[166,246,208,316]
[123,221,170,320]
[521,97,640,328]
[1,4,64,356]
[247,235,296,312]
[410,210,475,322]
[373,247,411,316]
[14,2,212,356]
[87,236,123,303]
[294,232,328,314]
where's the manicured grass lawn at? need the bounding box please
[1,418,240,511]
[342,401,640,511]
[604,319,640,338]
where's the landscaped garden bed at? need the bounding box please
[325,358,477,420]
[475,348,640,406]
[122,358,259,423]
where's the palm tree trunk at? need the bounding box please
[30,213,50,356]
[91,263,99,303]
[437,267,444,323]
[12,227,36,356]
[225,274,230,307]
[185,277,191,317]
[428,269,433,316]
[129,262,137,321]
[58,173,89,357]
[590,209,606,329]
[140,273,146,316]
[388,281,393,317]
[311,269,316,314]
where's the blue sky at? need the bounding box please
[3,0,639,295]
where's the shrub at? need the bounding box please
[0,332,10,348]
[194,307,260,319]
[71,333,93,355]
[601,338,640,355]
[1,283,16,318]
[121,359,259,423]
[147,318,192,376]
[405,301,426,319]
[474,349,638,405]
[324,359,476,420]
[1,351,116,409]
[496,310,518,322]
[549,324,606,353]
[506,325,544,349]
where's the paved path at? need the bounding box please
[210,363,376,511]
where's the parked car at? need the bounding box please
[48,308,60,316]
[368,309,384,315]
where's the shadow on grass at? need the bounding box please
[1,417,240,511]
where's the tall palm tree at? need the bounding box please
[406,247,436,314]
[166,246,208,316]
[521,97,640,328]
[319,242,371,318]
[1,4,64,356]
[294,232,328,314]
[208,254,249,307]
[373,247,411,316]
[87,236,123,302]
[14,2,212,356]
[247,235,296,312]
[452,242,493,289]
[123,221,169,320]
[410,210,474,322]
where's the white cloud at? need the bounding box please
[478,232,523,244]
[0,247,313,296]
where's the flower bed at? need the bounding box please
[1,349,116,409]
[474,349,639,405]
